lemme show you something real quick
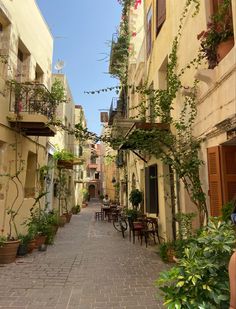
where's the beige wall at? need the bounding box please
[0,0,53,237]
[123,0,236,239]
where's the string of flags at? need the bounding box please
[84,85,134,95]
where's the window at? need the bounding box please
[25,152,37,198]
[145,164,159,214]
[148,83,155,123]
[35,63,44,82]
[90,155,97,164]
[146,6,152,57]
[132,173,136,190]
[0,23,3,32]
[95,172,99,180]
[17,49,24,62]
[156,0,166,36]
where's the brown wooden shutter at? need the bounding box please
[146,6,152,56]
[145,167,150,212]
[156,0,166,35]
[211,0,228,14]
[220,146,236,204]
[207,146,223,216]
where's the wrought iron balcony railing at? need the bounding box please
[9,81,56,121]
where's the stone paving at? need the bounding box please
[0,199,168,309]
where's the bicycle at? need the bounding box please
[112,209,128,238]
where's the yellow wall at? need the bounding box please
[0,0,53,237]
[124,0,236,239]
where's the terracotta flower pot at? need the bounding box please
[35,235,46,248]
[58,214,67,227]
[27,239,36,253]
[0,240,20,264]
[167,248,176,263]
[63,212,72,223]
[217,37,234,62]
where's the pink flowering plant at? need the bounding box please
[197,0,234,68]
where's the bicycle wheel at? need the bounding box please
[120,218,128,231]
[113,219,122,232]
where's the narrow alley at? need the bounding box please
[0,200,167,309]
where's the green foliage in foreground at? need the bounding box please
[157,219,236,309]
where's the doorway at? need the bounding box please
[89,184,96,198]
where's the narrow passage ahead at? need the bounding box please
[0,200,167,309]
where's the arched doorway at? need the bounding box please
[89,184,96,198]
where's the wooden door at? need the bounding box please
[220,146,236,204]
[89,185,95,198]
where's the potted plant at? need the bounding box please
[71,204,81,214]
[0,235,20,264]
[197,0,234,69]
[129,189,143,209]
[82,188,89,208]
[17,234,32,256]
[125,208,141,221]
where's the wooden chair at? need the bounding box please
[140,217,161,247]
[128,217,144,244]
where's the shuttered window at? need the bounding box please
[146,6,152,57]
[211,0,224,14]
[145,164,159,214]
[207,146,223,216]
[156,0,166,36]
[207,145,236,216]
[220,146,236,204]
[211,0,233,20]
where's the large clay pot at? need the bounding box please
[35,235,46,248]
[63,212,72,223]
[27,239,36,253]
[217,37,234,62]
[0,240,20,264]
[58,214,67,227]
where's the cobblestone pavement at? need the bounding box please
[0,199,168,309]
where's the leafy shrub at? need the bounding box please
[129,189,143,207]
[124,208,141,221]
[157,218,236,308]
[71,205,81,214]
[159,238,195,263]
[221,200,234,222]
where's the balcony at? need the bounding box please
[119,121,170,151]
[87,163,98,169]
[8,82,57,136]
[57,158,84,170]
[108,97,118,125]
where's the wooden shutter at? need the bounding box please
[220,146,236,204]
[149,164,159,214]
[207,146,223,216]
[145,167,150,212]
[211,0,231,15]
[146,6,152,56]
[156,0,166,35]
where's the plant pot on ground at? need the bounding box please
[0,236,20,264]
[63,212,72,223]
[71,205,81,214]
[27,238,36,253]
[17,234,34,256]
[58,214,67,227]
[35,234,46,248]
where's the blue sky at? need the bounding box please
[36,0,121,135]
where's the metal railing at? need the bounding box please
[9,82,56,121]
